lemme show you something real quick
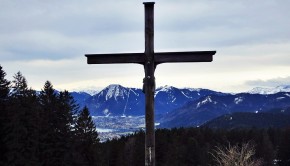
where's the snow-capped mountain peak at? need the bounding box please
[104,84,128,100]
[85,84,144,116]
[248,85,290,94]
[155,85,177,97]
[157,85,175,92]
[276,85,290,91]
[187,88,202,92]
[80,90,99,96]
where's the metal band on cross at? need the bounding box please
[85,2,216,166]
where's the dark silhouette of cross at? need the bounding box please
[85,2,215,166]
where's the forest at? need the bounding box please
[0,65,99,166]
[1,65,290,166]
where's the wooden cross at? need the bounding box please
[85,2,215,166]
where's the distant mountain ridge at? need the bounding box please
[202,107,290,129]
[159,92,290,128]
[68,84,290,129]
[248,85,290,94]
[79,84,223,116]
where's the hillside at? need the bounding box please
[202,109,290,129]
[159,92,290,128]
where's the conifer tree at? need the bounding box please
[0,65,10,165]
[38,81,78,166]
[55,90,79,166]
[58,90,79,122]
[5,72,40,166]
[11,71,28,96]
[38,81,59,165]
[74,106,100,166]
[0,65,10,104]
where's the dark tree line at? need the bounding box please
[0,65,100,166]
[100,128,290,166]
[1,65,290,166]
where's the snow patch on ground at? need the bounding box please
[197,96,216,108]
[234,97,243,104]
[181,91,192,98]
[277,97,285,100]
[172,97,176,103]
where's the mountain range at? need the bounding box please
[70,84,290,128]
[202,108,290,129]
[71,84,223,116]
[248,85,290,94]
[159,92,290,128]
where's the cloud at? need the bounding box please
[2,0,290,61]
[0,0,144,61]
[245,76,290,87]
[1,0,290,92]
[166,0,290,50]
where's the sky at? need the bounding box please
[1,0,290,93]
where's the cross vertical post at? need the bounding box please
[85,2,216,166]
[143,2,155,166]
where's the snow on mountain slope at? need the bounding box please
[159,92,290,128]
[81,89,99,96]
[104,84,128,100]
[85,84,144,116]
[74,84,290,118]
[83,84,223,116]
[248,85,290,94]
[154,85,222,114]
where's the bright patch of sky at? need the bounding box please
[1,0,290,93]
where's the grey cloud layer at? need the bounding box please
[0,0,290,91]
[1,0,290,60]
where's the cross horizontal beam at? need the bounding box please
[85,53,144,64]
[155,51,215,64]
[85,51,215,65]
